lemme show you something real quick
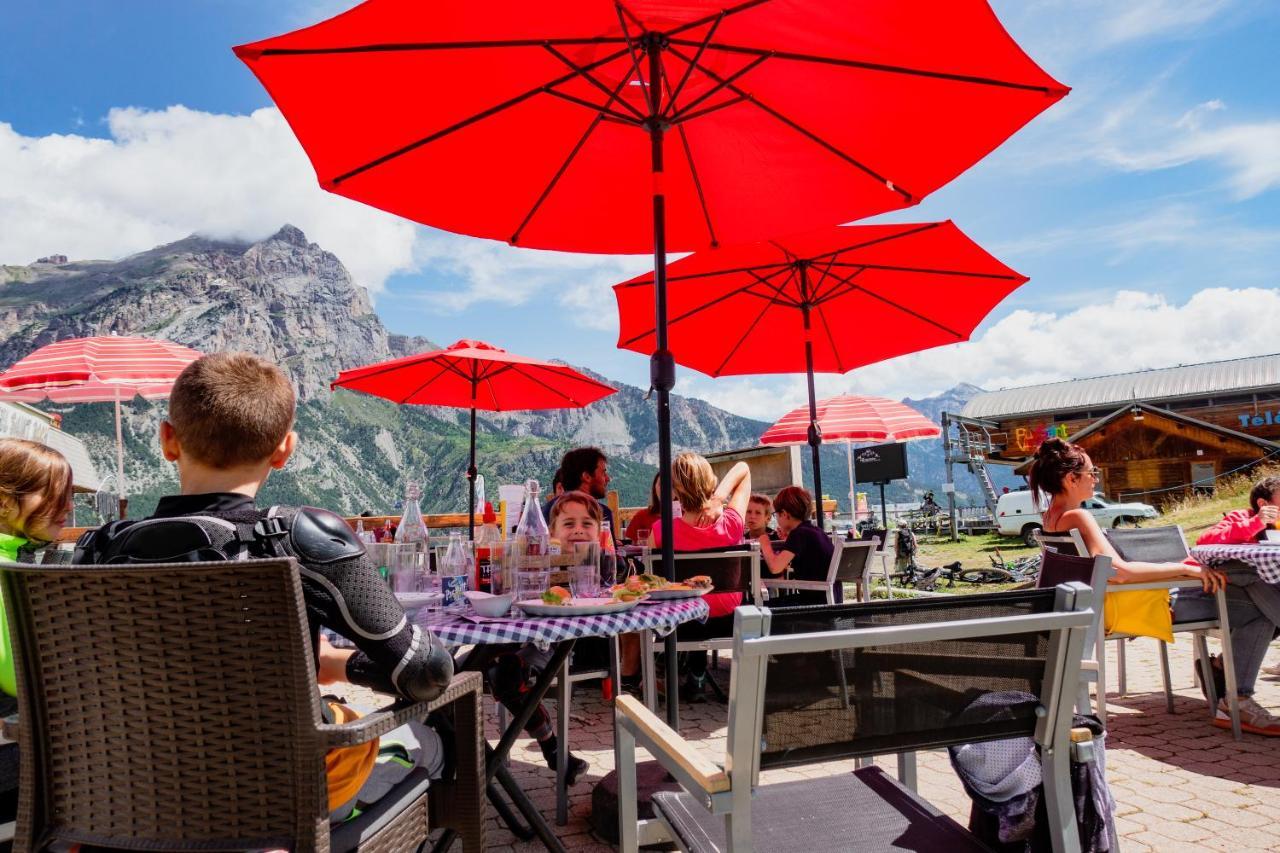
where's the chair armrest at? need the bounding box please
[1110,578,1204,592]
[615,695,730,795]
[2,715,17,741]
[317,671,483,749]
[761,579,827,590]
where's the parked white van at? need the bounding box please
[996,490,1159,546]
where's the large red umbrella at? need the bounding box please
[0,336,203,514]
[760,394,940,525]
[615,220,1025,526]
[331,339,616,535]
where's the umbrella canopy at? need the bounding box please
[0,336,202,511]
[761,394,940,529]
[615,220,1024,526]
[760,394,941,446]
[332,339,616,533]
[0,336,201,401]
[233,0,1066,253]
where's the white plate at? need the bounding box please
[641,586,714,600]
[516,597,644,617]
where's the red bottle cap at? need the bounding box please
[483,501,497,523]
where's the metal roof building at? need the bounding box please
[961,353,1280,421]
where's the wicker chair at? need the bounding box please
[618,586,1095,853]
[0,557,485,853]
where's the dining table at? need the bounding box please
[345,595,710,852]
[1190,543,1280,584]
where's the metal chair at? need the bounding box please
[761,536,876,604]
[1036,549,1112,717]
[1037,527,1241,738]
[617,586,1095,853]
[0,557,486,852]
[637,547,762,707]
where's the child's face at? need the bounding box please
[745,501,771,532]
[551,501,600,544]
[18,492,71,543]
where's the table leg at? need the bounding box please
[497,764,567,853]
[664,632,680,729]
[641,631,657,712]
[555,656,571,826]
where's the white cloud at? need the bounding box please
[1099,0,1234,45]
[0,106,418,293]
[678,287,1280,420]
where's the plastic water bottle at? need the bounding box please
[440,532,469,612]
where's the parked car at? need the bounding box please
[996,490,1158,546]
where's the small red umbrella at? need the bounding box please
[760,394,940,524]
[331,339,617,534]
[0,336,203,513]
[615,220,1024,526]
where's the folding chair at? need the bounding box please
[617,585,1094,852]
[761,536,876,604]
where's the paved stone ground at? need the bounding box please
[345,637,1280,851]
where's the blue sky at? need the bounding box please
[3,0,1279,420]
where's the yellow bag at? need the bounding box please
[1104,588,1173,643]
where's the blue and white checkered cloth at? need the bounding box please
[1190,544,1280,585]
[423,597,710,650]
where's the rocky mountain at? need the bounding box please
[0,227,767,517]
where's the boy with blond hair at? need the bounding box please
[74,352,454,819]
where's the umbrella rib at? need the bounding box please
[803,222,945,265]
[665,0,775,41]
[395,359,458,405]
[513,65,637,245]
[660,63,719,247]
[543,43,648,121]
[666,39,1064,95]
[255,37,630,57]
[615,258,792,288]
[617,264,793,347]
[505,363,586,406]
[814,300,847,373]
[613,2,650,98]
[822,261,1025,280]
[810,264,865,306]
[542,87,642,125]
[668,54,769,125]
[806,252,845,305]
[848,284,965,339]
[663,12,724,118]
[664,44,915,202]
[330,44,634,186]
[712,278,790,376]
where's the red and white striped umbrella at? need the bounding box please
[760,394,940,445]
[0,336,201,402]
[0,336,203,510]
[761,394,939,524]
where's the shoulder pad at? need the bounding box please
[289,507,365,565]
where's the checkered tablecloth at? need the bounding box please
[1190,544,1280,585]
[416,597,709,650]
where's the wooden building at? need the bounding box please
[954,353,1280,505]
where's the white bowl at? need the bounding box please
[1264,529,1280,544]
[465,590,516,617]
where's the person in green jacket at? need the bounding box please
[0,438,75,696]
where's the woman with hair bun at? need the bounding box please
[1030,437,1280,736]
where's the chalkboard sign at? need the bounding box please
[854,442,908,484]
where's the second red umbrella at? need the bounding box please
[332,339,617,535]
[615,220,1025,527]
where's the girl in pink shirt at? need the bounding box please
[652,453,751,700]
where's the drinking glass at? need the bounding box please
[503,538,550,602]
[569,542,601,599]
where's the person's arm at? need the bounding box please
[1065,509,1225,592]
[1196,508,1273,545]
[290,508,454,702]
[758,534,795,576]
[714,462,752,519]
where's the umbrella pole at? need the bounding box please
[799,269,824,530]
[647,34,680,729]
[847,440,856,530]
[467,405,478,540]
[114,396,127,519]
